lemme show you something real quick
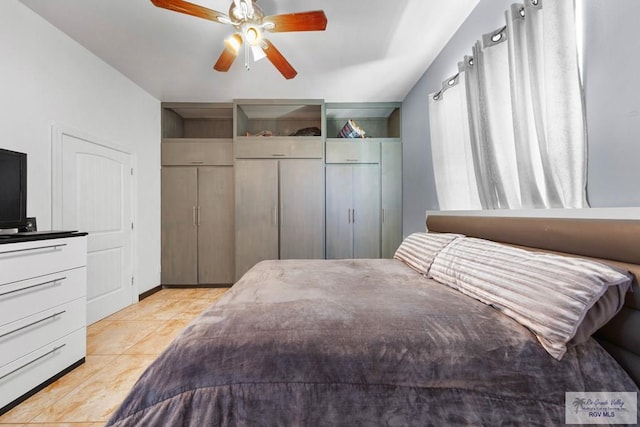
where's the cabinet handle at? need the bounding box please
[271,154,286,157]
[0,243,66,256]
[273,206,278,227]
[353,209,356,223]
[197,206,201,226]
[192,206,197,226]
[190,161,204,164]
[0,344,66,381]
[382,208,385,223]
[345,159,359,163]
[348,209,351,224]
[0,310,66,339]
[0,277,66,298]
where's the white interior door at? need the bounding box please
[55,131,133,324]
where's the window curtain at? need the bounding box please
[429,0,588,210]
[429,70,482,210]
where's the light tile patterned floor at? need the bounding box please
[0,287,229,426]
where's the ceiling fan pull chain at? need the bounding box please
[244,40,250,70]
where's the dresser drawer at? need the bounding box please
[0,267,86,326]
[0,236,87,286]
[0,327,85,410]
[0,297,85,368]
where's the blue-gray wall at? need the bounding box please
[583,0,640,207]
[401,0,640,235]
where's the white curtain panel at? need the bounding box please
[428,0,588,210]
[428,72,482,210]
[533,0,588,207]
[467,30,522,209]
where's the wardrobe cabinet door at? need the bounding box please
[352,164,381,258]
[198,166,235,284]
[325,166,354,259]
[381,141,403,258]
[279,160,325,260]
[161,167,198,285]
[235,160,279,280]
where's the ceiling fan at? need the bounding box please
[150,0,327,79]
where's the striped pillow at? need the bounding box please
[393,232,462,275]
[428,237,632,360]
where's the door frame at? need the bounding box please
[51,124,138,301]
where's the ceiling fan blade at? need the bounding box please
[213,47,238,72]
[263,10,327,32]
[262,39,297,79]
[150,0,230,24]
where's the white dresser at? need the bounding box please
[0,233,87,414]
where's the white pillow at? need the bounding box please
[428,237,632,360]
[393,232,462,275]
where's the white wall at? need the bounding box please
[0,1,161,294]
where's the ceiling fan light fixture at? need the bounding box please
[250,44,267,62]
[243,25,262,46]
[224,33,243,55]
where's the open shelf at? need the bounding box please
[325,103,401,139]
[162,103,233,139]
[234,100,324,138]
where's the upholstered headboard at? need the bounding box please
[426,214,640,386]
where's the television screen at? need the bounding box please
[0,148,27,229]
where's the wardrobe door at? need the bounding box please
[325,165,354,259]
[381,141,403,258]
[235,159,279,280]
[161,167,198,285]
[279,159,325,260]
[198,166,234,284]
[352,164,381,258]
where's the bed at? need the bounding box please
[106,214,640,426]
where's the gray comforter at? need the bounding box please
[107,259,639,426]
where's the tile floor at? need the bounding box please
[0,287,229,426]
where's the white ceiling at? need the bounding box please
[19,0,478,103]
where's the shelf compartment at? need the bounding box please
[325,103,401,139]
[234,100,324,138]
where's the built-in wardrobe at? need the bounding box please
[160,100,402,286]
[160,104,235,286]
[325,103,402,259]
[233,100,325,280]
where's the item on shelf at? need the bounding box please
[247,130,274,137]
[289,126,322,136]
[337,120,366,138]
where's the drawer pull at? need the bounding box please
[271,153,286,157]
[0,243,67,256]
[0,277,66,297]
[345,159,359,162]
[0,310,66,339]
[0,344,66,381]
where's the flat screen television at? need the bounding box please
[0,148,27,230]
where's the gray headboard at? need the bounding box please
[426,214,640,387]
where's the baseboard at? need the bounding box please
[138,285,162,301]
[162,284,232,289]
